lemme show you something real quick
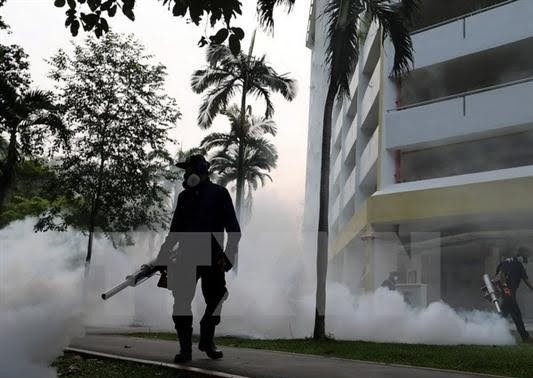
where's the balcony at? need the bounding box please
[361,21,381,75]
[397,36,533,108]
[330,193,340,225]
[342,166,357,209]
[359,127,379,186]
[385,77,533,150]
[343,116,358,167]
[349,64,360,99]
[333,101,345,145]
[399,129,533,182]
[387,0,533,71]
[360,60,381,132]
[332,149,342,183]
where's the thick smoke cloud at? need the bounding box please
[0,219,85,378]
[0,192,515,377]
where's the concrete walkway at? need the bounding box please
[68,334,502,378]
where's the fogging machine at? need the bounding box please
[101,261,166,300]
[481,273,502,313]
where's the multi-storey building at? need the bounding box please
[303,0,533,316]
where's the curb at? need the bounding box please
[64,347,252,378]
[104,335,511,378]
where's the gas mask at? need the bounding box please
[184,172,201,188]
[517,255,529,264]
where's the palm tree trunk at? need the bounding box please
[235,32,256,222]
[313,83,336,339]
[235,83,247,222]
[0,130,18,212]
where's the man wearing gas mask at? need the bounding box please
[154,154,241,362]
[381,271,399,291]
[496,247,533,343]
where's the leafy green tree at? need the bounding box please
[200,104,278,223]
[312,0,417,339]
[0,159,62,228]
[191,39,295,219]
[0,79,67,212]
[41,32,180,268]
[0,44,31,92]
[53,0,296,52]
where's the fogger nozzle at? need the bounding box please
[482,274,501,313]
[101,262,160,301]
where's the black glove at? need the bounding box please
[215,253,233,272]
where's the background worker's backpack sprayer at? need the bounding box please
[481,274,507,313]
[481,271,512,313]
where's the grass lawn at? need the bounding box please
[52,352,201,378]
[126,332,533,378]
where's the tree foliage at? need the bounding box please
[191,41,295,219]
[0,44,31,93]
[40,33,180,264]
[0,71,67,212]
[191,43,296,129]
[200,104,278,223]
[53,0,295,53]
[256,0,296,30]
[0,160,62,228]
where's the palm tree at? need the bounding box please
[191,36,295,220]
[313,0,418,339]
[200,105,278,223]
[0,79,67,211]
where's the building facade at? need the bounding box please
[303,0,533,316]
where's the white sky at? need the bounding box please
[1,0,312,220]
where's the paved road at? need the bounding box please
[69,335,501,378]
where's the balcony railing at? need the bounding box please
[411,0,517,35]
[385,76,533,150]
[388,0,533,71]
[391,76,533,112]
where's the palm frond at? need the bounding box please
[205,44,240,67]
[362,0,416,77]
[249,85,275,119]
[325,0,362,99]
[256,68,297,101]
[200,132,234,150]
[19,90,56,114]
[22,113,64,132]
[257,0,296,31]
[191,68,233,94]
[222,104,243,129]
[249,117,277,138]
[197,80,238,129]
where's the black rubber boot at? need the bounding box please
[199,322,223,359]
[173,316,192,363]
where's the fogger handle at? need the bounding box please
[101,279,132,300]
